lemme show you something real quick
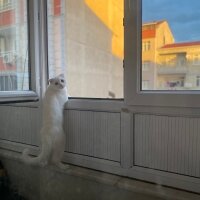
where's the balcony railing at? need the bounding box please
[0,51,16,64]
[0,2,14,12]
[157,65,189,75]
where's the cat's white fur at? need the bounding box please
[22,74,68,169]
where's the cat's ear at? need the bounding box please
[48,78,54,84]
[58,73,64,78]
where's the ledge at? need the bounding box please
[0,149,199,200]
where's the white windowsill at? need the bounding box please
[0,148,199,200]
[65,98,124,112]
[0,91,39,103]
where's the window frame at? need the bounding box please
[46,0,124,100]
[124,0,200,108]
[0,0,40,103]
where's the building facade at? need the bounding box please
[142,20,200,90]
[0,0,28,91]
[157,41,200,90]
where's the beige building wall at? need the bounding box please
[155,21,174,64]
[157,44,200,89]
[141,21,175,90]
[142,20,200,90]
[65,0,123,98]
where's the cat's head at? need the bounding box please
[48,74,66,90]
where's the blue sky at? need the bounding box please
[142,0,200,42]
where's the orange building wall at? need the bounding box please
[84,0,124,59]
[0,10,15,26]
[54,0,61,16]
[142,29,156,39]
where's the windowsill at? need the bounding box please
[65,98,124,112]
[0,148,199,200]
[0,91,39,104]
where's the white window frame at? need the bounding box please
[0,0,41,103]
[45,0,124,101]
[124,0,200,108]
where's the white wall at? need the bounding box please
[0,101,200,193]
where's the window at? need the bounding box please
[141,0,200,92]
[0,0,29,91]
[0,0,12,11]
[193,55,200,65]
[124,0,200,107]
[0,0,39,102]
[142,41,150,51]
[47,0,124,99]
[163,36,166,45]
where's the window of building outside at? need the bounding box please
[142,0,200,91]
[193,55,200,65]
[0,0,29,92]
[47,0,124,99]
[142,41,150,51]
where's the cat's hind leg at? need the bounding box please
[38,130,53,167]
[51,131,69,170]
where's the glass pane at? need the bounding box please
[0,0,29,91]
[47,0,124,98]
[142,0,200,91]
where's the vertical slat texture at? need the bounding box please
[64,110,120,162]
[120,111,133,168]
[0,106,40,146]
[134,114,200,178]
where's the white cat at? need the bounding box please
[22,74,69,169]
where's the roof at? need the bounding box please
[142,20,166,39]
[161,41,200,49]
[142,20,166,27]
[142,29,156,39]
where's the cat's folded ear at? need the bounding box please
[58,73,65,78]
[48,78,54,84]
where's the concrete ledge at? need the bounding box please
[0,149,200,200]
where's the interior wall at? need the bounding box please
[0,102,200,193]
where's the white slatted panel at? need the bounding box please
[0,106,40,146]
[64,110,121,162]
[135,114,200,177]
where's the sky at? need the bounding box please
[142,0,200,42]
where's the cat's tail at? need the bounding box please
[22,146,51,167]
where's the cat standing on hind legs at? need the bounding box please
[22,74,69,170]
